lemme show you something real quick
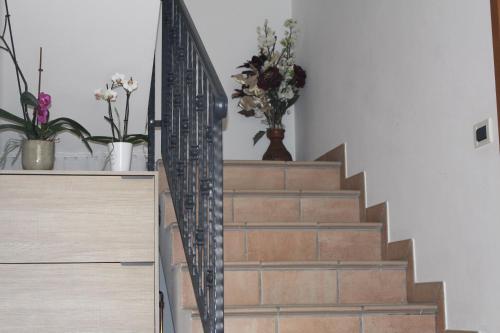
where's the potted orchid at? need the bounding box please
[232,19,307,161]
[0,1,91,170]
[86,74,148,171]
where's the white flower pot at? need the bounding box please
[108,142,133,171]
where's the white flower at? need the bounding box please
[102,89,117,102]
[112,73,126,85]
[284,19,298,29]
[94,89,104,101]
[123,78,138,93]
[278,85,295,101]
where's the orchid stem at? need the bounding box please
[105,83,116,141]
[37,47,42,96]
[107,101,116,141]
[2,0,30,125]
[32,47,43,130]
[123,93,130,138]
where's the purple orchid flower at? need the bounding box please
[36,92,51,125]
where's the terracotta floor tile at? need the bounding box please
[363,314,436,333]
[319,230,381,261]
[280,315,360,333]
[339,270,407,304]
[262,270,337,305]
[247,230,317,261]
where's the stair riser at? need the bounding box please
[182,268,407,308]
[192,314,436,333]
[224,165,341,191]
[171,227,382,264]
[163,194,360,225]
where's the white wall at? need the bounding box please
[0,0,159,170]
[0,0,295,169]
[293,0,499,332]
[184,0,294,160]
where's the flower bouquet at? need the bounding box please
[232,19,306,160]
[86,73,148,171]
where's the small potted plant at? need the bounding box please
[87,74,148,171]
[232,19,307,161]
[0,1,91,170]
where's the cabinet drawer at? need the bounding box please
[0,175,155,263]
[0,263,155,333]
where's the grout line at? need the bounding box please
[283,165,288,191]
[316,230,321,260]
[231,196,235,224]
[259,270,263,305]
[244,229,249,261]
[276,309,280,333]
[299,197,303,223]
[336,269,341,304]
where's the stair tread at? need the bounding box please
[224,160,342,168]
[180,260,407,270]
[162,189,359,196]
[170,222,383,230]
[225,189,359,196]
[191,303,438,317]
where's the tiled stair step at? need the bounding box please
[170,222,383,264]
[163,190,361,225]
[226,190,361,224]
[181,261,408,309]
[191,304,438,333]
[224,160,342,191]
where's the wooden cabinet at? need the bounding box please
[0,171,159,333]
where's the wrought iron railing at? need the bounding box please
[148,0,227,332]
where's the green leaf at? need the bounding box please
[85,136,115,144]
[253,130,266,145]
[123,134,148,144]
[47,124,93,153]
[47,117,91,137]
[0,124,26,132]
[0,108,37,138]
[20,91,38,108]
[40,122,92,153]
[0,108,26,125]
[63,128,93,153]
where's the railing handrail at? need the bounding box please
[149,1,227,332]
[174,0,227,119]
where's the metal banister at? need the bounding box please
[148,1,227,332]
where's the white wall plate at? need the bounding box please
[473,118,493,148]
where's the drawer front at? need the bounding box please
[0,175,155,263]
[0,263,155,333]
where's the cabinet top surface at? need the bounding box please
[0,170,158,177]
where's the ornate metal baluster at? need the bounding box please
[149,0,227,332]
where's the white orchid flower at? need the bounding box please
[94,89,104,101]
[102,89,117,102]
[112,73,126,85]
[123,78,138,93]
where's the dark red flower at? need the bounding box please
[257,67,283,91]
[293,65,307,88]
[238,54,267,70]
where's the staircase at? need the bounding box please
[159,144,474,333]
